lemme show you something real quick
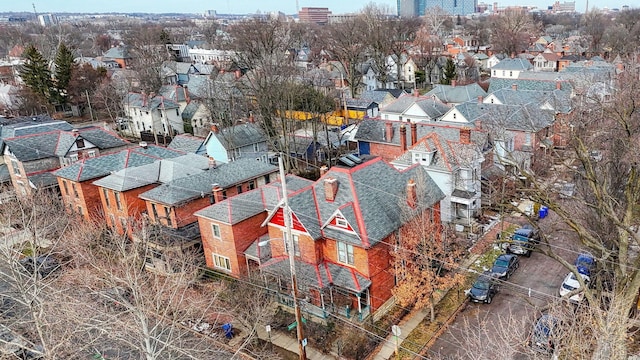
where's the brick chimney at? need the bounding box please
[212,183,224,202]
[324,177,339,201]
[460,127,471,144]
[451,79,457,87]
[400,124,407,151]
[208,157,217,169]
[184,85,190,103]
[385,122,393,142]
[320,165,329,176]
[407,179,417,208]
[410,122,417,146]
[235,69,242,79]
[478,95,483,103]
[211,124,219,133]
[248,111,255,123]
[556,81,562,90]
[511,83,517,90]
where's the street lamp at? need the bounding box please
[259,155,307,360]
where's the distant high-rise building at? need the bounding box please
[399,0,477,16]
[37,13,57,27]
[551,1,575,12]
[298,7,332,24]
[204,10,217,18]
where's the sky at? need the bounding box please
[5,0,633,15]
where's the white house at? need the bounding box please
[391,128,484,224]
[202,122,269,164]
[387,54,417,89]
[124,93,184,138]
[532,49,559,72]
[490,58,533,79]
[379,94,450,123]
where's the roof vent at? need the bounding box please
[139,141,148,149]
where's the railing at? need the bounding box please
[274,291,371,322]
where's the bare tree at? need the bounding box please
[490,9,539,55]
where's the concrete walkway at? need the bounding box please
[254,325,337,360]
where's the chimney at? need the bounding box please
[184,85,190,103]
[208,157,217,169]
[414,88,419,97]
[451,79,457,87]
[460,127,471,145]
[234,69,242,79]
[212,183,224,202]
[407,179,417,208]
[556,81,562,90]
[385,122,393,142]
[320,165,329,176]
[410,122,417,146]
[211,124,219,133]
[400,124,407,151]
[511,83,517,91]
[324,177,339,201]
[478,95,483,103]
[141,90,147,106]
[248,111,255,123]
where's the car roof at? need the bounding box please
[514,228,534,236]
[496,253,516,261]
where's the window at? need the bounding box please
[213,253,231,271]
[114,192,122,210]
[175,109,179,116]
[109,214,115,227]
[253,143,259,152]
[237,185,243,194]
[75,138,85,148]
[211,224,221,238]
[453,113,457,119]
[164,206,172,226]
[335,216,348,228]
[103,188,110,207]
[338,242,354,265]
[264,175,271,184]
[222,190,227,200]
[119,217,127,231]
[62,181,69,196]
[284,232,300,256]
[87,150,96,158]
[72,183,79,198]
[249,180,256,190]
[509,71,513,77]
[10,159,20,176]
[77,206,83,215]
[493,70,496,76]
[70,154,79,162]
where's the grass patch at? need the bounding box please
[397,277,474,359]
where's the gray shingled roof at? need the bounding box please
[180,102,199,122]
[139,157,278,206]
[481,103,556,132]
[283,158,444,247]
[210,123,266,150]
[159,85,187,103]
[103,46,132,59]
[492,58,533,71]
[195,175,314,224]
[488,88,572,114]
[168,134,205,154]
[425,83,487,104]
[4,127,128,162]
[393,132,481,172]
[0,164,9,183]
[381,95,417,114]
[414,98,451,119]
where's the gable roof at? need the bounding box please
[425,83,487,104]
[138,157,278,206]
[125,93,180,110]
[392,132,482,172]
[491,58,533,71]
[4,126,128,162]
[103,46,132,60]
[205,123,266,151]
[487,88,572,113]
[167,134,205,154]
[54,145,185,182]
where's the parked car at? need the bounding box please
[490,254,520,279]
[468,272,498,304]
[530,314,559,354]
[503,226,539,257]
[19,256,60,278]
[575,253,596,276]
[559,272,590,303]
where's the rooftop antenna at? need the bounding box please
[32,2,38,19]
[296,0,299,13]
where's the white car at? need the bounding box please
[559,272,590,302]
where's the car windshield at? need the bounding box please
[473,280,490,290]
[562,282,577,291]
[494,259,509,267]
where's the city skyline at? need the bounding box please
[4,0,633,15]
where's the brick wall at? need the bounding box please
[99,184,156,235]
[369,142,403,163]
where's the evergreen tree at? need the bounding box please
[53,43,74,104]
[19,45,53,102]
[441,58,457,85]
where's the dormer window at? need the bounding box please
[75,138,85,149]
[335,216,348,228]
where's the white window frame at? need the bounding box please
[87,150,96,158]
[212,224,221,239]
[335,216,348,228]
[212,253,231,271]
[337,242,354,265]
[284,232,300,256]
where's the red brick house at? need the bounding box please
[194,175,313,278]
[258,157,443,320]
[54,145,185,221]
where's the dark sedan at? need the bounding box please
[468,272,498,304]
[490,254,520,279]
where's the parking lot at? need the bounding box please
[430,210,582,359]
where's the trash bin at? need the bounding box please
[222,323,233,339]
[538,206,548,219]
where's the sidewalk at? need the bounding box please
[372,219,507,360]
[254,325,336,360]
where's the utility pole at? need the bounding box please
[85,90,94,122]
[279,155,307,360]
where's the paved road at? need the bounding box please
[430,211,581,359]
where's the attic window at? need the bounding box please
[75,138,85,148]
[453,113,457,119]
[335,216,348,228]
